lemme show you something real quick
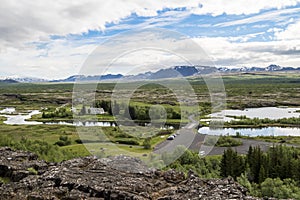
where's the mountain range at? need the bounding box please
[1,65,299,83]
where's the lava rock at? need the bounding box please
[0,147,263,200]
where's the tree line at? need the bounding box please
[162,145,300,199]
[227,116,300,126]
[220,145,300,199]
[220,145,300,183]
[42,107,72,118]
[92,100,181,121]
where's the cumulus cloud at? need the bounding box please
[275,20,300,40]
[194,37,300,67]
[0,0,203,49]
[0,39,97,79]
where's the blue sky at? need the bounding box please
[0,1,300,79]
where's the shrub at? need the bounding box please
[54,136,71,146]
[216,136,242,147]
[143,137,151,149]
[114,139,139,145]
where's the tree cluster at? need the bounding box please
[221,145,300,184]
[124,105,180,121]
[95,100,113,115]
[42,107,72,118]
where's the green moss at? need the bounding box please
[0,177,10,184]
[27,167,38,175]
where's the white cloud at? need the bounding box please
[77,29,214,77]
[0,39,97,79]
[194,36,300,67]
[213,7,300,27]
[105,9,191,32]
[1,28,300,79]
[0,0,203,49]
[275,20,300,40]
[1,0,300,49]
[192,0,300,16]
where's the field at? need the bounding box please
[0,72,299,162]
[1,72,299,111]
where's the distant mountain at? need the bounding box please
[0,79,18,83]
[50,74,123,82]
[147,65,217,79]
[219,64,300,73]
[0,76,48,83]
[123,66,217,80]
[3,64,299,83]
[14,77,48,83]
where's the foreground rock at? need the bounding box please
[0,147,262,200]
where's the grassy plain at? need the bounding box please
[0,72,299,161]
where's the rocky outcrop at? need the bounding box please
[0,147,262,200]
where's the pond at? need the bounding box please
[209,107,300,122]
[0,107,16,114]
[0,110,117,127]
[1,110,43,125]
[0,109,173,128]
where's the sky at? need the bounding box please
[0,0,300,79]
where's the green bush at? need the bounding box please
[42,107,72,118]
[216,136,242,147]
[204,135,242,147]
[260,178,300,199]
[0,135,74,162]
[54,136,71,146]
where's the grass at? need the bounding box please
[0,123,78,145]
[0,115,176,161]
[242,135,300,145]
[60,144,91,157]
[74,142,151,159]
